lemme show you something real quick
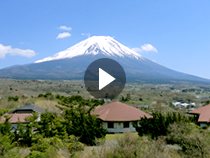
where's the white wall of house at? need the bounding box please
[102,122,137,133]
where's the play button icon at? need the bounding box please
[84,58,126,99]
[99,68,115,90]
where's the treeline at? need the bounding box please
[0,95,107,157]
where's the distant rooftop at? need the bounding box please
[8,104,48,114]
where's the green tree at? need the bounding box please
[57,95,107,145]
[14,113,39,146]
[0,108,9,116]
[0,134,14,157]
[134,111,191,139]
[37,111,67,139]
[0,115,12,136]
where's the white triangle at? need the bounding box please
[99,68,115,90]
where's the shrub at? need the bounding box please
[0,108,9,116]
[113,131,140,157]
[8,96,19,102]
[25,151,47,158]
[134,111,191,139]
[55,94,61,99]
[38,94,44,98]
[121,94,131,102]
[65,135,84,153]
[167,122,210,158]
[0,134,14,156]
[44,93,54,100]
[81,132,181,158]
[44,146,58,158]
[31,138,50,152]
[49,137,64,149]
[22,95,28,99]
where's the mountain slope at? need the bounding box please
[0,36,209,84]
[35,36,144,63]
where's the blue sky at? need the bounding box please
[1,1,210,79]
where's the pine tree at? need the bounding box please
[57,95,107,145]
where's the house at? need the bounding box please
[91,101,152,133]
[172,100,196,109]
[0,104,49,129]
[189,104,210,127]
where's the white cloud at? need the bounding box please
[0,44,36,58]
[131,47,142,53]
[56,32,71,39]
[58,25,72,31]
[81,33,91,38]
[132,44,158,53]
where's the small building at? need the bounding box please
[189,104,210,127]
[0,104,48,129]
[91,101,152,133]
[172,101,195,109]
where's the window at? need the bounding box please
[123,122,129,128]
[108,122,114,128]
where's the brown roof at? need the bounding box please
[91,101,152,121]
[0,113,33,124]
[189,104,210,122]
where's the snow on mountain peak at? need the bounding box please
[35,36,144,63]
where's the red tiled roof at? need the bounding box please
[91,101,152,121]
[189,104,210,122]
[0,113,33,124]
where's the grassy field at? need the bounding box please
[105,132,138,141]
[105,134,117,141]
[1,78,210,112]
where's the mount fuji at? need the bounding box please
[0,36,209,84]
[35,36,144,63]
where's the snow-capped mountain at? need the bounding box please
[0,36,209,84]
[35,36,144,63]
